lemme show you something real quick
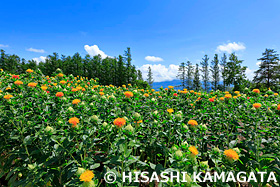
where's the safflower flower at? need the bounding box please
[225,94,232,98]
[114,118,126,127]
[28,82,37,87]
[167,108,174,113]
[14,80,23,85]
[252,89,260,94]
[26,69,33,73]
[4,94,13,100]
[79,170,94,182]
[72,99,81,105]
[69,117,79,127]
[124,91,133,98]
[253,103,261,109]
[224,149,239,161]
[56,92,64,97]
[57,73,64,77]
[189,146,199,156]
[12,75,19,79]
[188,120,198,126]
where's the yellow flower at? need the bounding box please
[4,94,13,100]
[41,86,48,91]
[124,91,133,98]
[28,82,37,88]
[26,69,33,73]
[79,170,94,182]
[168,86,174,89]
[72,99,81,105]
[188,120,198,126]
[144,93,149,97]
[252,89,260,94]
[60,80,66,84]
[220,97,224,101]
[167,108,174,113]
[253,103,261,109]
[14,80,23,85]
[99,92,104,96]
[274,93,278,96]
[224,94,232,99]
[189,146,198,156]
[224,149,239,161]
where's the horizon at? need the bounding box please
[1,0,280,82]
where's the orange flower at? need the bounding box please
[28,82,37,87]
[114,118,126,127]
[277,104,280,110]
[124,91,133,98]
[224,149,239,161]
[41,86,48,91]
[173,93,178,96]
[252,89,260,94]
[167,108,174,113]
[14,80,23,85]
[69,117,79,127]
[72,88,78,92]
[26,69,33,73]
[209,98,214,102]
[168,86,174,89]
[144,93,149,97]
[56,92,64,97]
[220,97,224,101]
[225,94,232,99]
[60,80,66,84]
[188,120,198,126]
[4,94,13,100]
[72,99,81,105]
[99,92,104,96]
[79,170,94,182]
[189,146,199,156]
[57,73,64,77]
[253,103,261,109]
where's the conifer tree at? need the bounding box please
[176,62,187,88]
[186,61,193,89]
[220,53,227,91]
[253,49,280,89]
[193,63,201,91]
[211,54,220,90]
[147,66,154,88]
[200,55,210,91]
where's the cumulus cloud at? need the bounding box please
[216,42,246,53]
[84,45,108,58]
[0,44,9,48]
[256,61,262,66]
[27,48,46,53]
[139,64,179,82]
[32,56,47,63]
[145,56,164,62]
[245,67,255,80]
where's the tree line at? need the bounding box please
[0,48,150,88]
[176,49,280,91]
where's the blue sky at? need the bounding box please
[1,0,280,82]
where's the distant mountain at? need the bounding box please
[152,79,183,90]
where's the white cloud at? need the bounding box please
[256,61,261,66]
[27,48,46,53]
[84,44,108,58]
[0,44,9,48]
[245,67,255,80]
[145,56,164,62]
[139,64,179,82]
[216,42,246,53]
[32,56,47,63]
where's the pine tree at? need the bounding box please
[224,53,247,91]
[137,70,143,80]
[186,61,193,89]
[124,47,132,84]
[147,66,154,88]
[176,62,187,88]
[210,54,220,90]
[200,55,210,91]
[193,63,201,91]
[253,49,280,89]
[220,53,227,91]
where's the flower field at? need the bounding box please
[0,69,280,187]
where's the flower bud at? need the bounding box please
[68,106,75,113]
[124,124,134,132]
[45,126,54,133]
[76,167,86,176]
